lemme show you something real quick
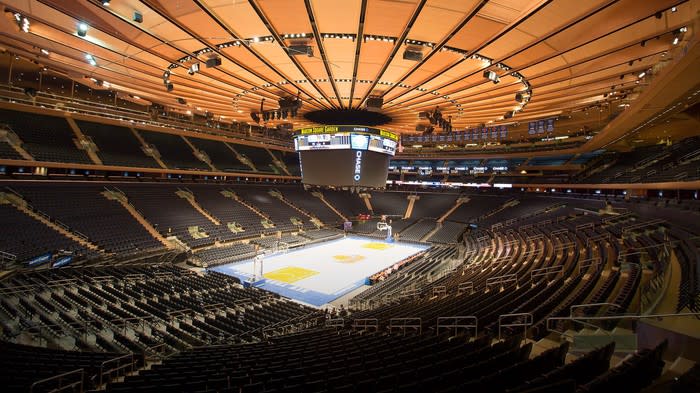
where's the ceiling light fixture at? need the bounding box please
[483,70,499,84]
[14,13,30,33]
[77,22,89,37]
[85,54,97,66]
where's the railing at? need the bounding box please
[389,317,422,335]
[97,353,138,388]
[47,278,79,289]
[679,148,700,163]
[621,219,666,235]
[0,83,292,147]
[674,172,688,180]
[578,257,602,274]
[436,316,477,337]
[586,233,612,248]
[325,318,345,328]
[432,286,446,297]
[0,283,37,296]
[546,312,700,338]
[535,219,552,227]
[526,234,544,242]
[554,241,575,251]
[575,222,594,232]
[457,281,474,295]
[29,368,84,393]
[352,318,379,332]
[485,274,517,290]
[498,313,533,340]
[617,250,649,265]
[145,343,171,361]
[570,302,620,317]
[0,250,17,263]
[530,265,563,282]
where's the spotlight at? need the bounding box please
[515,92,524,102]
[671,6,677,12]
[673,36,679,45]
[655,11,662,19]
[77,22,89,37]
[188,63,200,75]
[638,71,646,78]
[14,13,30,33]
[483,70,499,84]
[85,54,97,66]
[40,48,49,55]
[165,82,174,92]
[101,0,110,6]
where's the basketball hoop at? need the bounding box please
[376,220,393,242]
[253,253,264,281]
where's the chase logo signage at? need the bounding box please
[354,150,362,181]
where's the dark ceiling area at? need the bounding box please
[303,109,392,126]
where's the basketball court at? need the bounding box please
[211,237,428,307]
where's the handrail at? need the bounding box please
[526,233,545,242]
[0,83,292,147]
[436,316,477,337]
[0,250,17,261]
[457,281,474,295]
[389,317,422,335]
[352,318,379,332]
[145,343,169,360]
[554,241,575,251]
[29,368,84,393]
[432,286,447,297]
[485,273,517,290]
[530,265,563,281]
[546,311,700,337]
[498,313,533,340]
[578,257,602,275]
[575,222,595,232]
[570,302,620,317]
[98,353,136,388]
[622,218,666,234]
[325,318,344,328]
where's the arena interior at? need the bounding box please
[1,0,700,392]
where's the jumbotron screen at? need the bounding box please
[294,126,398,188]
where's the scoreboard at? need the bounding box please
[293,126,398,188]
[294,126,398,156]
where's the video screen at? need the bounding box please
[350,134,370,150]
[299,149,390,188]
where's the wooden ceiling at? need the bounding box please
[0,0,696,138]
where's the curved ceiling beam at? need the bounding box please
[190,0,330,111]
[247,0,338,110]
[354,0,428,112]
[347,0,368,108]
